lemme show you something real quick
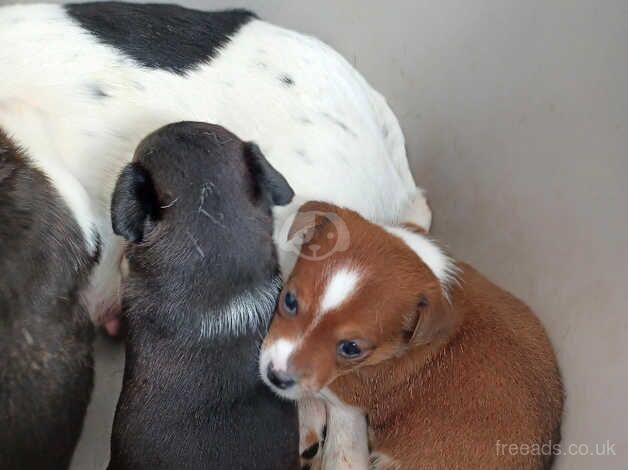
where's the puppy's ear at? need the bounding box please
[244,142,294,206]
[405,290,460,347]
[287,201,342,241]
[111,162,160,242]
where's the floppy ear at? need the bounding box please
[287,201,342,241]
[405,290,460,346]
[111,162,160,242]
[244,142,294,206]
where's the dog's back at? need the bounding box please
[110,333,298,469]
[368,263,563,469]
[0,130,95,469]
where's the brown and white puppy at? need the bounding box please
[260,201,563,470]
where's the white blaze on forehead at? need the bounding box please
[320,267,361,314]
[384,226,458,290]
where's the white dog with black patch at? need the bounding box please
[0,2,430,334]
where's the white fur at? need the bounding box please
[200,276,281,339]
[39,164,98,255]
[320,389,370,470]
[384,226,458,295]
[400,189,432,232]
[298,397,327,466]
[261,338,295,373]
[259,336,299,399]
[0,96,98,254]
[320,268,361,314]
[259,338,300,399]
[0,4,427,323]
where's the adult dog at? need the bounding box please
[0,2,430,334]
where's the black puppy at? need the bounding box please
[108,122,299,469]
[0,130,95,469]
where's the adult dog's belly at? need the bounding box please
[0,3,425,330]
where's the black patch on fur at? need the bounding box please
[322,112,357,137]
[279,74,294,86]
[302,465,311,470]
[86,82,110,98]
[65,2,257,74]
[301,441,319,460]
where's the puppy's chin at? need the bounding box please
[263,381,304,401]
[262,375,325,402]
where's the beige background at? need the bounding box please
[6,0,628,468]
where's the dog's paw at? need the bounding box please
[369,451,401,470]
[299,398,327,470]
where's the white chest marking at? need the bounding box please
[320,388,370,470]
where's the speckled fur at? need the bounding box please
[0,2,427,328]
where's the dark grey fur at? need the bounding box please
[0,130,95,469]
[108,122,298,469]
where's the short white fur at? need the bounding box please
[385,226,458,295]
[259,338,299,399]
[320,267,361,314]
[319,388,370,470]
[200,276,282,339]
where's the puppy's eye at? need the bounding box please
[337,340,362,359]
[283,291,298,316]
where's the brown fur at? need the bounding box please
[265,201,563,469]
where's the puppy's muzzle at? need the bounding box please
[266,363,297,390]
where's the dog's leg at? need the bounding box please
[320,400,369,470]
[299,398,327,470]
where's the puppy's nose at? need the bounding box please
[266,363,296,390]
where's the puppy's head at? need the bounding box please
[260,202,459,399]
[111,122,293,295]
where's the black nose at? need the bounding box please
[266,363,296,390]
